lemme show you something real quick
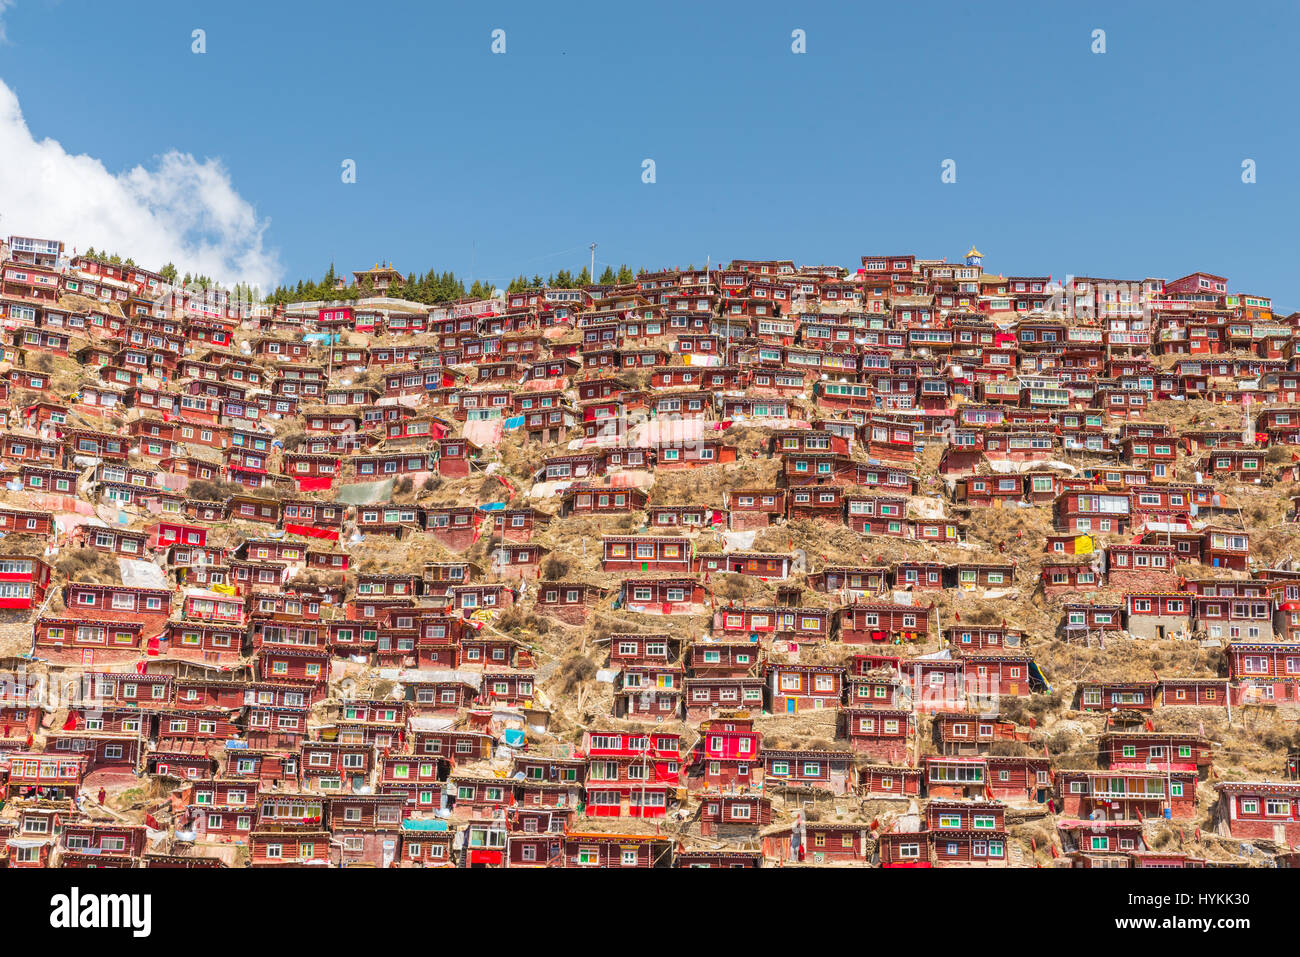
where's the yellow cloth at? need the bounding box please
[211,583,237,595]
[1074,535,1093,555]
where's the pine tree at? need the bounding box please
[598,266,615,284]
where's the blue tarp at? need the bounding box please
[1028,660,1051,693]
[401,818,449,832]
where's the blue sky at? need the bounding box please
[1,0,1297,305]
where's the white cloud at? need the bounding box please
[0,1,13,44]
[0,78,282,292]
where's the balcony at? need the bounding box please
[1089,787,1165,800]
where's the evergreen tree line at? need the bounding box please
[266,260,646,306]
[80,247,138,268]
[81,248,228,294]
[265,265,495,306]
[76,251,649,308]
[505,263,637,293]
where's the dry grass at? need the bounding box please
[55,547,121,585]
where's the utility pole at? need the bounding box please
[590,243,596,283]
[640,734,649,821]
[712,256,731,363]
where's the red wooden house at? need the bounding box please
[931,711,1030,756]
[559,484,647,517]
[560,832,672,868]
[1228,642,1300,705]
[761,749,855,795]
[713,604,830,646]
[533,581,604,625]
[684,677,765,720]
[689,717,763,790]
[618,577,706,615]
[839,708,911,762]
[0,555,52,609]
[1097,731,1212,774]
[581,730,682,818]
[925,800,1009,868]
[616,665,682,720]
[4,753,86,801]
[1055,769,1197,821]
[1078,680,1157,712]
[698,794,772,837]
[860,764,924,797]
[986,756,1052,803]
[328,794,406,867]
[767,663,844,713]
[722,488,786,530]
[58,822,148,865]
[1157,677,1228,708]
[763,819,872,865]
[1105,543,1177,590]
[248,828,332,867]
[1214,782,1300,844]
[601,535,692,573]
[685,640,759,677]
[836,601,930,644]
[606,633,677,669]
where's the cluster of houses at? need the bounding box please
[0,235,1298,867]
